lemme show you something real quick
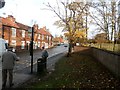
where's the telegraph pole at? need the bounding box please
[30,27,34,73]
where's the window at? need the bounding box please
[22,30,25,37]
[38,42,40,47]
[11,40,16,46]
[38,34,40,39]
[42,35,44,40]
[21,41,25,49]
[47,36,49,40]
[11,28,16,37]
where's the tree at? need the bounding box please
[64,28,86,43]
[45,0,89,56]
[111,1,117,42]
[89,0,118,42]
[89,1,110,40]
[94,33,108,43]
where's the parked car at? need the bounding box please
[57,44,61,46]
[64,44,68,47]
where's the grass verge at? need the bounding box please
[24,48,120,89]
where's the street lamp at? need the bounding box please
[29,27,34,74]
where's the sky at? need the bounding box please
[0,0,118,38]
[0,0,62,37]
[0,0,99,39]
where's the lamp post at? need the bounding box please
[29,27,34,74]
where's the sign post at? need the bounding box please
[29,27,34,74]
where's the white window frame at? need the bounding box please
[38,34,40,39]
[11,40,16,46]
[11,28,16,37]
[22,30,25,37]
[38,41,40,47]
[42,35,44,40]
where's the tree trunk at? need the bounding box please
[67,41,72,57]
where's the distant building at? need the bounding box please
[53,36,64,46]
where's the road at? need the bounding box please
[14,45,68,71]
[0,45,68,88]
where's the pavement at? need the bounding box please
[0,47,67,89]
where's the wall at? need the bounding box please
[91,47,120,78]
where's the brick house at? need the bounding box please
[0,15,53,52]
[36,26,53,49]
[45,30,53,48]
[0,15,20,52]
[52,37,64,46]
[16,22,31,51]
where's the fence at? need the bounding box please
[90,43,120,54]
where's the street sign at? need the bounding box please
[0,0,5,8]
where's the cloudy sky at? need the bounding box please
[0,0,115,38]
[0,0,63,37]
[0,0,98,38]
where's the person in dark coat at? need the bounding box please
[2,47,19,88]
[41,46,48,71]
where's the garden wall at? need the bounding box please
[91,47,120,78]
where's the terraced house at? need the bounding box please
[0,15,53,52]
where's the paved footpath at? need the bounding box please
[0,47,67,89]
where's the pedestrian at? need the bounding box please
[2,47,19,88]
[41,46,49,71]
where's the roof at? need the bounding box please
[1,17,19,28]
[16,22,31,30]
[45,31,52,36]
[53,37,63,43]
[39,28,46,35]
[1,16,53,36]
[38,28,52,36]
[1,17,31,30]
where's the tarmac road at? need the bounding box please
[0,45,68,89]
[14,45,68,71]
